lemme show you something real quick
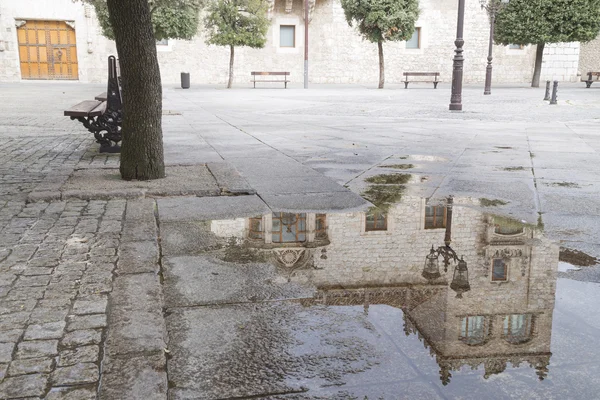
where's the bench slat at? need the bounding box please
[90,101,107,116]
[64,100,104,117]
[251,72,290,76]
[403,72,439,76]
[95,92,107,101]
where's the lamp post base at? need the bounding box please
[449,103,463,111]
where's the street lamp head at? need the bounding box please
[450,256,470,298]
[423,246,442,281]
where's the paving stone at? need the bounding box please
[61,329,102,348]
[0,363,6,380]
[0,342,15,363]
[0,329,23,343]
[14,274,51,287]
[117,240,159,274]
[0,299,37,314]
[45,387,97,400]
[4,286,46,300]
[0,312,31,330]
[20,266,55,276]
[67,314,107,331]
[24,321,66,340]
[51,362,99,386]
[29,307,69,324]
[99,352,167,400]
[72,296,108,315]
[0,273,17,286]
[58,345,99,366]
[7,357,54,376]
[16,340,58,359]
[0,373,47,398]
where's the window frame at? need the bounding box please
[272,212,307,243]
[406,27,421,49]
[424,205,447,229]
[248,216,263,240]
[365,209,388,232]
[279,25,296,48]
[459,315,490,346]
[492,258,508,281]
[503,314,534,344]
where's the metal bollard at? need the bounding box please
[543,80,551,101]
[550,81,558,105]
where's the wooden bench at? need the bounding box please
[582,72,600,88]
[251,72,290,88]
[403,72,440,89]
[64,56,122,153]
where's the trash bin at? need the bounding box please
[181,72,190,89]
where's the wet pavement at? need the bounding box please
[159,195,595,399]
[0,82,599,399]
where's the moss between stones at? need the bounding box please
[380,164,415,170]
[546,181,580,188]
[479,198,508,207]
[503,166,527,171]
[365,173,411,185]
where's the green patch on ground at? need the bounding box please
[559,248,599,267]
[380,164,415,170]
[362,184,406,210]
[365,173,411,185]
[503,166,527,171]
[480,198,508,207]
[546,181,580,188]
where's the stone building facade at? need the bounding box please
[209,195,559,383]
[579,37,600,77]
[0,0,589,84]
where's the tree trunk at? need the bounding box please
[531,42,545,88]
[106,0,165,180]
[227,45,234,89]
[378,40,384,89]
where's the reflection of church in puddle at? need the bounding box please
[210,196,558,384]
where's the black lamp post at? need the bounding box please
[480,0,510,95]
[422,197,471,297]
[449,0,466,111]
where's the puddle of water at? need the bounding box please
[165,195,600,398]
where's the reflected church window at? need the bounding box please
[316,214,327,239]
[425,205,446,229]
[248,216,263,240]
[272,213,306,243]
[459,316,489,345]
[366,209,387,231]
[492,259,508,281]
[503,314,533,344]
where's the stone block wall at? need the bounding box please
[0,0,585,84]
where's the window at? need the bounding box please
[366,209,387,231]
[406,28,421,49]
[459,316,489,345]
[156,39,169,46]
[272,213,306,243]
[492,258,507,281]
[425,205,446,229]
[508,44,524,50]
[503,314,533,344]
[315,214,327,240]
[248,216,263,240]
[280,25,295,48]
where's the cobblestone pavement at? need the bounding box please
[0,198,125,399]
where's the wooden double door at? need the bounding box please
[17,20,79,80]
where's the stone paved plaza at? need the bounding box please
[0,82,599,399]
